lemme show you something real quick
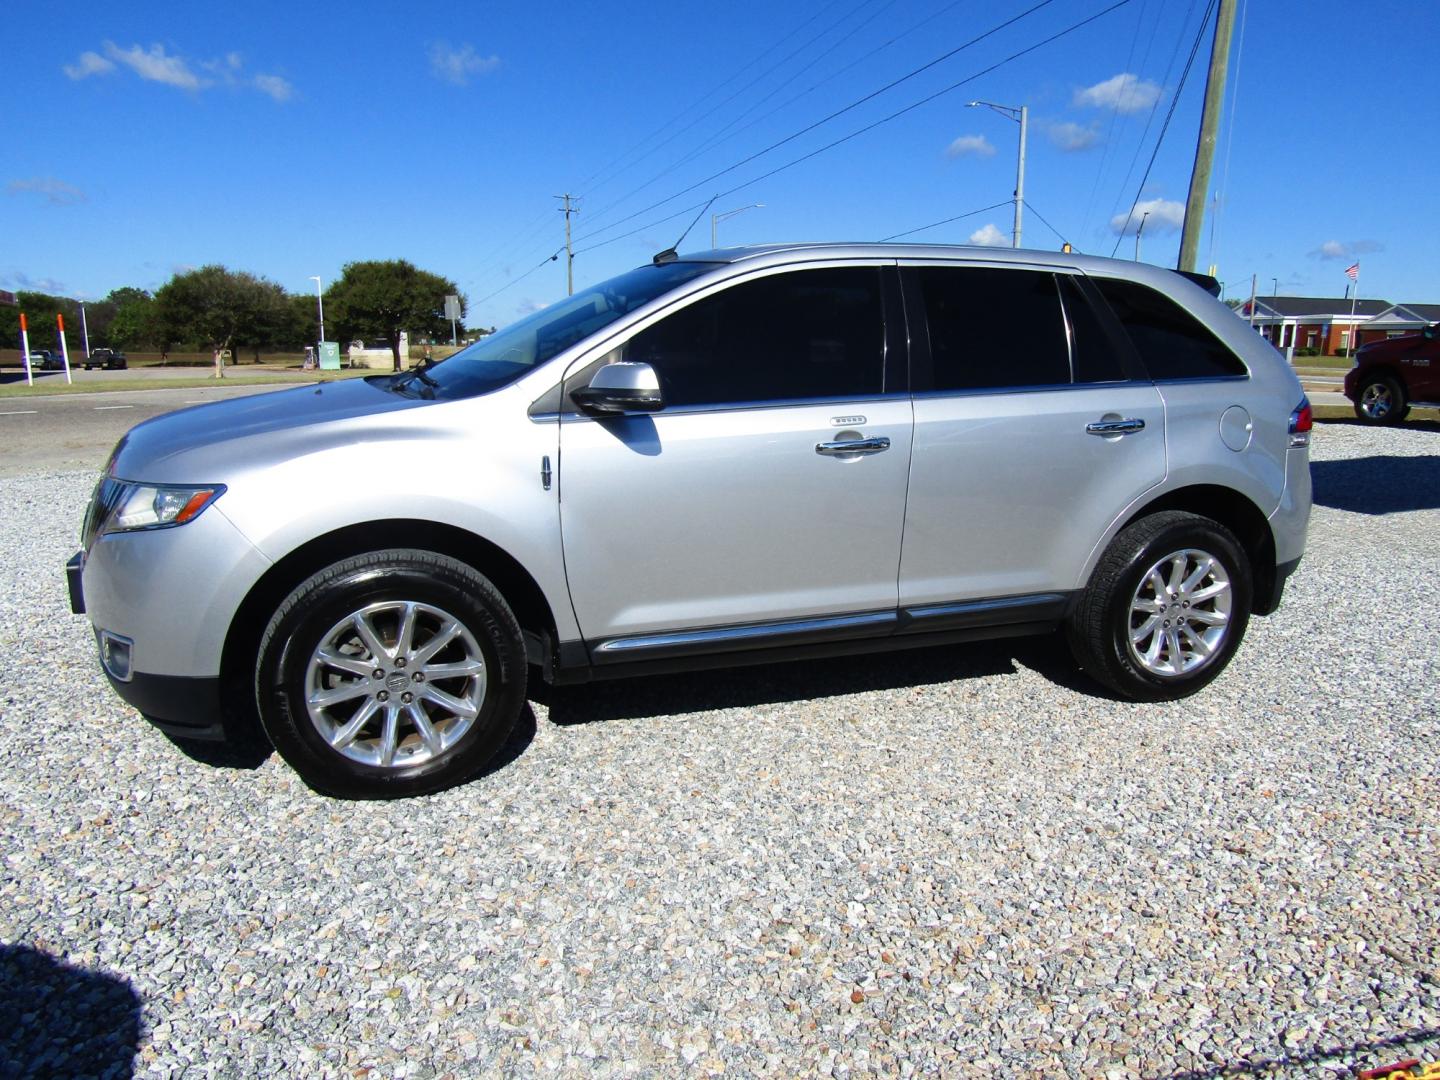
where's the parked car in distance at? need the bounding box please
[68,243,1313,799]
[26,349,62,370]
[1344,323,1439,424]
[84,348,129,370]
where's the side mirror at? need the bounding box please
[1423,323,1437,341]
[570,361,664,415]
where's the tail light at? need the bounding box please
[1288,397,1312,448]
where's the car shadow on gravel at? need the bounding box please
[1311,454,1440,514]
[1161,1025,1440,1079]
[536,634,1098,726]
[161,703,538,780]
[0,943,142,1078]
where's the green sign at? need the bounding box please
[318,341,341,370]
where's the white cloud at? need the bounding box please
[1308,238,1384,261]
[7,177,87,206]
[945,134,995,159]
[968,223,1009,247]
[515,298,547,316]
[1046,121,1099,152]
[63,42,293,100]
[1110,198,1185,235]
[104,42,205,89]
[1074,73,1162,114]
[430,43,501,86]
[62,51,115,79]
[252,74,294,102]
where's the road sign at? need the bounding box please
[444,294,461,321]
[318,341,341,370]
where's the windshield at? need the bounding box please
[386,260,716,400]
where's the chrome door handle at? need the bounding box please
[1086,418,1146,436]
[815,435,891,456]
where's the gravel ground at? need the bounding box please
[1,422,1436,1079]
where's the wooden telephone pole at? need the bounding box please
[1177,0,1238,273]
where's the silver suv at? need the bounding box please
[67,244,1313,799]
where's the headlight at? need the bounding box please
[86,479,226,542]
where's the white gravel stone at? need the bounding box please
[0,422,1437,1078]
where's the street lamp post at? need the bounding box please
[1135,211,1151,262]
[309,275,326,346]
[711,203,765,247]
[966,100,1028,249]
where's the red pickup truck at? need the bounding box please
[1345,324,1439,423]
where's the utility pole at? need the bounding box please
[966,101,1027,248]
[555,194,579,296]
[1178,0,1237,271]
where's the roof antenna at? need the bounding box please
[654,194,719,265]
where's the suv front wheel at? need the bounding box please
[1067,511,1252,701]
[1353,373,1409,425]
[256,549,527,798]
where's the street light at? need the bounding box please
[711,203,764,247]
[1135,211,1151,262]
[309,275,326,346]
[966,100,1028,249]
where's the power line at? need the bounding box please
[878,200,1013,241]
[637,0,905,206]
[576,0,1133,257]
[577,0,875,229]
[1208,0,1248,270]
[1102,0,1203,234]
[1109,0,1217,257]
[684,0,972,180]
[470,249,564,308]
[570,0,1065,248]
[574,0,851,200]
[1021,200,1073,248]
[465,3,853,293]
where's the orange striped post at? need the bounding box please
[19,312,33,386]
[56,312,73,384]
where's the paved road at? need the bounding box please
[0,383,293,477]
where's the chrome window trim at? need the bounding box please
[536,391,910,424]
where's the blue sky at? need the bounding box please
[5,0,1437,329]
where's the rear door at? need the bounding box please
[898,263,1167,605]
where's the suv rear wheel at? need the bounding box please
[1067,511,1252,701]
[256,549,526,798]
[1354,373,1409,425]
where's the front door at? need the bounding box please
[558,263,913,647]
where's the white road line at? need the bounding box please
[183,399,210,403]
[0,410,39,416]
[93,405,135,411]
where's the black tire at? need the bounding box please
[256,549,526,799]
[1353,373,1410,425]
[1067,511,1252,701]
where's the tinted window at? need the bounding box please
[621,267,885,407]
[918,267,1070,390]
[393,260,715,401]
[1059,275,1129,383]
[1092,278,1247,379]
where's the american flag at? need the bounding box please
[1345,262,1360,281]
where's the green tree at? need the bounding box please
[1,291,87,357]
[326,259,461,372]
[154,265,288,371]
[104,288,156,350]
